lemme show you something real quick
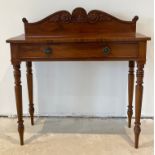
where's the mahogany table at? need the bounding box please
[6,7,151,148]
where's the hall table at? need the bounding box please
[6,8,151,148]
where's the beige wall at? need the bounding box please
[0,0,154,116]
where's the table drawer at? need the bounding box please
[19,42,138,60]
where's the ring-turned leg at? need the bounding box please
[127,61,135,128]
[26,61,34,125]
[134,61,145,148]
[13,62,24,145]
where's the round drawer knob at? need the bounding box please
[43,47,52,54]
[103,47,111,55]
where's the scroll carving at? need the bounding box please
[22,7,138,36]
[88,10,112,23]
[23,7,138,24]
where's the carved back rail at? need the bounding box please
[23,7,138,37]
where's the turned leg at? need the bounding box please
[127,61,135,128]
[134,62,144,148]
[13,62,24,145]
[26,61,34,125]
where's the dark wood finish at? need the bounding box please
[7,33,150,44]
[6,8,150,148]
[26,61,34,125]
[13,62,24,145]
[127,61,135,128]
[22,7,138,37]
[18,42,138,61]
[134,61,145,148]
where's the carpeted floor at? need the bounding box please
[0,117,153,155]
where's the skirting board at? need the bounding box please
[0,115,153,119]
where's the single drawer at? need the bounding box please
[19,42,138,60]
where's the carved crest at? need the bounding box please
[22,7,138,36]
[23,7,138,24]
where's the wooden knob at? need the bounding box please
[43,47,52,54]
[103,47,111,55]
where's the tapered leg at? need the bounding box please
[13,62,24,145]
[127,61,135,128]
[26,61,34,125]
[134,62,144,148]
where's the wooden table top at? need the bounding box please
[7,33,150,43]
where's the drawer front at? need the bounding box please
[19,42,138,60]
